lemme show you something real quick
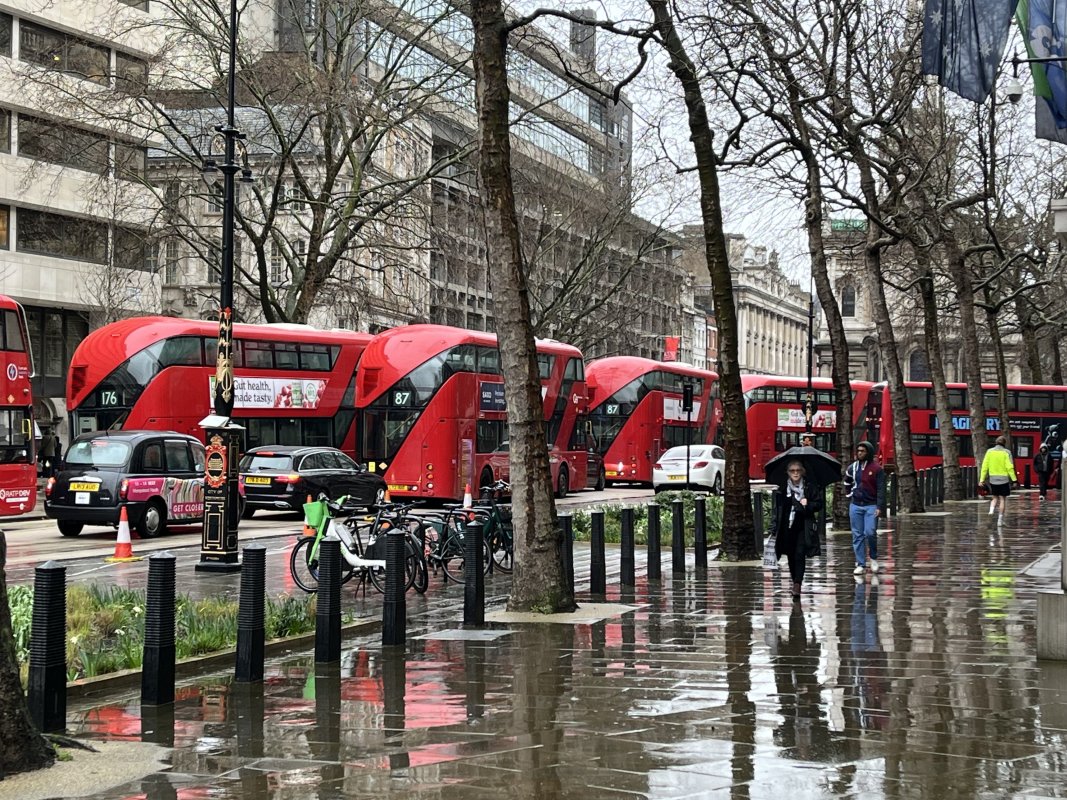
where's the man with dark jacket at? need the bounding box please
[1034,444,1053,501]
[843,441,887,576]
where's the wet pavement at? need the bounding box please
[48,490,1067,798]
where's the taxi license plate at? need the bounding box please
[69,482,99,491]
[245,476,272,485]
[668,475,686,481]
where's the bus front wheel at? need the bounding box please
[555,467,569,499]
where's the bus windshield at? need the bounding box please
[0,409,32,464]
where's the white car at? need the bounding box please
[652,445,726,494]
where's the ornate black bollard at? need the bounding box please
[590,510,606,595]
[29,560,66,732]
[235,543,266,683]
[620,507,636,587]
[671,499,685,575]
[646,503,661,581]
[382,528,407,646]
[463,520,485,626]
[558,513,575,599]
[694,495,708,569]
[315,537,342,663]
[142,551,176,706]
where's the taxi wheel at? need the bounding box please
[58,521,83,537]
[136,500,167,538]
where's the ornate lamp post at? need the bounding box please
[196,0,251,573]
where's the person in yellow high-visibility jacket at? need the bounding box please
[979,435,1017,525]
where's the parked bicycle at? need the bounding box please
[290,495,427,595]
[476,481,514,573]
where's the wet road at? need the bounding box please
[46,491,1067,797]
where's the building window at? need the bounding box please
[0,13,11,58]
[18,114,109,175]
[115,51,149,93]
[283,183,305,213]
[205,183,223,214]
[113,227,152,272]
[119,0,149,9]
[17,208,107,263]
[19,22,110,85]
[270,244,285,285]
[840,285,856,317]
[908,349,930,382]
[0,108,9,153]
[114,141,146,179]
[0,206,7,249]
[163,239,180,284]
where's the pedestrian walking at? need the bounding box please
[773,459,823,601]
[39,431,55,478]
[843,441,886,576]
[979,435,1017,525]
[1034,443,1052,501]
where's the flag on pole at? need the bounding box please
[1016,0,1067,141]
[922,0,1019,102]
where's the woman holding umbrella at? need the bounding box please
[773,459,824,602]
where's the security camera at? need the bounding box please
[1004,76,1024,104]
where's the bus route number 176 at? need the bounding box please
[99,390,119,407]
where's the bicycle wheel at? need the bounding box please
[489,526,513,573]
[441,529,491,583]
[366,531,419,594]
[289,537,357,593]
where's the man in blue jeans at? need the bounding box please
[843,441,887,575]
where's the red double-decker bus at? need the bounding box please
[67,317,372,455]
[585,357,718,485]
[866,381,1067,480]
[355,324,591,501]
[0,297,37,515]
[739,375,875,479]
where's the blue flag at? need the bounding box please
[922,0,1018,102]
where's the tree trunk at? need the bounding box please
[944,236,990,467]
[470,0,571,612]
[917,262,962,500]
[647,0,755,559]
[984,300,1011,440]
[0,533,54,775]
[1017,297,1043,384]
[1052,335,1064,385]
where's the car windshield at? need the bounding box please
[662,446,710,460]
[65,439,132,468]
[241,454,294,472]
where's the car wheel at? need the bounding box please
[595,467,606,492]
[241,500,255,519]
[556,467,569,499]
[374,486,386,505]
[136,500,167,538]
[58,521,83,537]
[713,473,723,495]
[653,485,665,495]
[479,467,494,493]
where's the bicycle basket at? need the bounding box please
[303,500,328,530]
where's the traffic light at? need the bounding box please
[682,382,694,413]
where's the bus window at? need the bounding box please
[2,310,26,351]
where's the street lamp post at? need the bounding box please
[196,0,250,573]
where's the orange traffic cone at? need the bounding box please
[383,486,392,502]
[106,506,142,563]
[462,482,473,508]
[303,494,315,537]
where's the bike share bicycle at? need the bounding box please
[290,494,428,595]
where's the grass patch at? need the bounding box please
[11,585,345,685]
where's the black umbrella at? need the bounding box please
[764,446,842,488]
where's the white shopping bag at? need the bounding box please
[762,534,779,569]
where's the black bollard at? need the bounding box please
[938,466,945,504]
[558,513,575,599]
[235,544,266,683]
[694,495,708,569]
[620,507,636,587]
[590,510,606,595]
[29,560,66,732]
[646,503,661,581]
[315,537,342,664]
[382,528,407,646]
[752,492,765,554]
[463,520,484,626]
[142,551,176,706]
[671,499,685,575]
